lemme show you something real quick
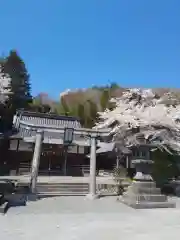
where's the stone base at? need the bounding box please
[120,181,176,209]
[0,201,9,214]
[86,193,99,200]
[4,193,27,207]
[120,198,175,209]
[0,194,9,214]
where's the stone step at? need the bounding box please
[18,169,30,175]
[121,200,176,209]
[19,164,30,166]
[18,182,118,194]
[134,187,161,194]
[37,192,89,197]
[37,183,89,194]
[36,184,89,187]
[37,184,89,188]
[37,192,116,197]
[123,194,167,202]
[19,182,89,186]
[37,183,89,186]
[36,187,89,192]
[0,201,9,214]
[131,181,156,188]
[126,186,161,194]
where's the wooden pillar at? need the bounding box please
[116,157,119,168]
[126,156,129,169]
[63,146,68,176]
[30,130,43,193]
[16,139,20,175]
[86,136,99,199]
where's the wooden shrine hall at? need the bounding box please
[6,110,110,198]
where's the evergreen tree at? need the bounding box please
[86,100,98,128]
[2,50,32,113]
[77,103,86,126]
[100,89,110,111]
[60,96,70,116]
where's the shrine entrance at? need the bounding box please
[38,144,64,176]
[38,144,87,176]
[13,110,110,198]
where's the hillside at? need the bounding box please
[31,85,180,128]
[59,86,180,106]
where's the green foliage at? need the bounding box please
[152,150,180,185]
[29,97,52,113]
[109,82,119,89]
[2,50,32,113]
[99,87,117,111]
[100,89,110,111]
[53,83,120,128]
[60,97,70,115]
[77,103,86,125]
[86,100,98,127]
[0,50,120,130]
[0,50,33,131]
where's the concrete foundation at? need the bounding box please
[119,181,176,209]
[86,193,99,200]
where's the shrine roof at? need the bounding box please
[10,110,110,146]
[14,110,81,129]
[11,110,90,146]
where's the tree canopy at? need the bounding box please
[95,88,180,154]
[0,50,32,130]
[1,50,32,113]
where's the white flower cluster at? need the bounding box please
[95,88,180,153]
[0,64,11,103]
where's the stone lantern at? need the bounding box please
[132,159,154,181]
[119,134,176,209]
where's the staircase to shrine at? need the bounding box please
[18,182,89,196]
[17,179,125,196]
[37,182,89,196]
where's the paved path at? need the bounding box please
[0,196,180,240]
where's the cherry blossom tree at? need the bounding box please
[95,88,180,154]
[0,64,11,103]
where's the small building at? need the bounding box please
[1,110,154,179]
[3,110,92,176]
[1,110,110,180]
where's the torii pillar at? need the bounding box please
[30,130,44,194]
[86,136,99,200]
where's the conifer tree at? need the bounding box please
[2,50,32,112]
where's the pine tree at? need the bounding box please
[60,96,70,116]
[2,50,32,112]
[86,100,98,128]
[77,103,86,126]
[100,89,110,111]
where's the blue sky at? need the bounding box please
[0,0,180,99]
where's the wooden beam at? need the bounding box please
[19,120,110,137]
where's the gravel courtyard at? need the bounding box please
[0,196,180,240]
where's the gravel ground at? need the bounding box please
[0,196,180,240]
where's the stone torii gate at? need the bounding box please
[20,121,110,200]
